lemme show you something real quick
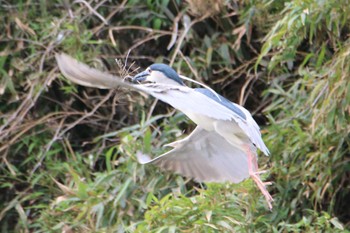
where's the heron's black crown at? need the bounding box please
[150,63,184,85]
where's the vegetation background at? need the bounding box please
[0,0,349,232]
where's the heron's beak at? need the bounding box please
[132,70,150,83]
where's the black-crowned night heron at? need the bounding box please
[55,53,273,209]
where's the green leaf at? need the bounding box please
[153,18,162,30]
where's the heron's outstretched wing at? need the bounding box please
[56,53,246,122]
[137,126,251,183]
[56,53,269,155]
[55,54,234,118]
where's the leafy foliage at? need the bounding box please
[0,0,349,232]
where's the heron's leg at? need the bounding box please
[245,145,273,210]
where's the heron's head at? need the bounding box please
[132,64,184,86]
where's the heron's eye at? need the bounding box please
[146,67,152,73]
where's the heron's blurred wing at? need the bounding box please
[137,126,250,183]
[56,53,132,89]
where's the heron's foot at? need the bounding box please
[245,146,273,210]
[250,172,274,210]
[254,171,272,186]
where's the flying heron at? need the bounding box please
[55,53,273,209]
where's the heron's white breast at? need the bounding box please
[185,111,250,149]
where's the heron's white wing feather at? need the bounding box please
[137,126,251,183]
[135,84,242,121]
[233,105,270,155]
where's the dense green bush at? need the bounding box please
[0,0,348,232]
